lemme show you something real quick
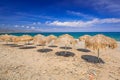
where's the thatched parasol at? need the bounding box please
[36,37,49,50]
[0,35,2,42]
[79,35,91,42]
[19,35,33,44]
[105,36,117,49]
[0,34,12,44]
[33,34,45,45]
[54,34,77,53]
[11,36,20,44]
[85,34,117,62]
[79,35,92,48]
[54,34,76,46]
[45,35,57,45]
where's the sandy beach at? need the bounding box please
[0,0,120,79]
[0,41,120,80]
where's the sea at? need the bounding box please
[0,32,120,41]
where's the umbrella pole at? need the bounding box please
[25,41,27,47]
[84,41,86,49]
[27,41,29,45]
[42,45,45,52]
[65,44,67,54]
[6,41,8,44]
[97,48,100,63]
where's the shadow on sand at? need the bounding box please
[36,44,45,46]
[11,45,23,47]
[37,48,53,53]
[77,48,91,52]
[3,43,23,47]
[19,46,36,49]
[24,43,34,45]
[60,47,72,50]
[3,43,15,46]
[81,55,105,64]
[48,45,58,48]
[55,51,75,57]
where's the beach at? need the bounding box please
[0,0,120,79]
[0,41,120,80]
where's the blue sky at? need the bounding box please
[0,0,120,32]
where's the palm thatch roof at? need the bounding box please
[45,35,57,44]
[19,35,33,42]
[38,37,47,46]
[0,34,12,42]
[33,34,45,45]
[54,34,77,46]
[85,34,117,50]
[11,35,20,43]
[79,35,91,42]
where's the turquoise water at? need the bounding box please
[0,32,120,41]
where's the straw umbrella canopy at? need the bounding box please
[105,36,117,49]
[79,35,92,48]
[33,34,47,49]
[11,36,21,44]
[85,34,117,62]
[33,34,45,46]
[19,35,33,44]
[39,37,47,48]
[79,35,91,42]
[0,35,3,42]
[45,35,57,45]
[0,34,12,44]
[0,37,1,42]
[54,34,77,50]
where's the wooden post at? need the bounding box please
[65,44,67,54]
[97,48,100,63]
[42,45,44,52]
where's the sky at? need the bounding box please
[0,0,120,32]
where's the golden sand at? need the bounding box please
[0,42,120,80]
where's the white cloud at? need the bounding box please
[33,22,36,25]
[21,25,25,28]
[92,0,120,13]
[46,18,120,27]
[26,26,30,28]
[37,22,41,25]
[14,25,19,28]
[99,18,120,23]
[2,24,5,26]
[39,15,57,20]
[67,10,94,19]
[32,22,41,25]
[35,22,41,25]
[31,26,35,29]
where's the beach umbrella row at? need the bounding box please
[0,34,117,50]
[33,34,57,49]
[0,34,33,44]
[0,34,118,62]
